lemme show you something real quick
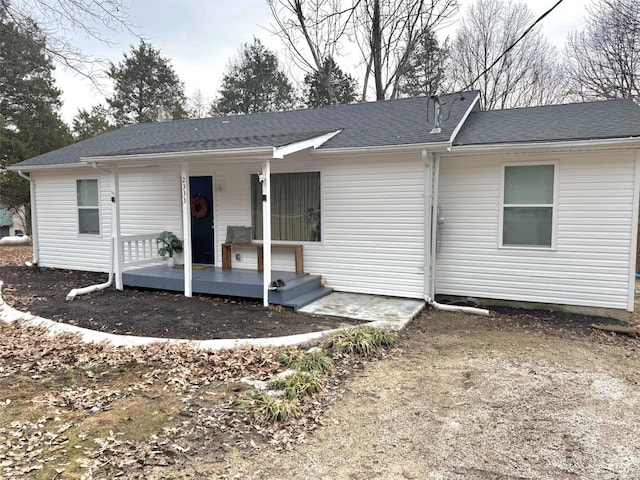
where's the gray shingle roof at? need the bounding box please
[14,92,478,168]
[453,98,640,146]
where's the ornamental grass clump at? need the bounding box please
[268,371,323,400]
[323,326,397,356]
[231,392,300,423]
[277,349,333,373]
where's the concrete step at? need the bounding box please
[268,274,321,305]
[282,287,334,311]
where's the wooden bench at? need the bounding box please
[221,243,304,274]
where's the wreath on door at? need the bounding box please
[190,196,208,219]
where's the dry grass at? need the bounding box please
[0,321,289,478]
[0,245,32,267]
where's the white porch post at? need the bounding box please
[111,167,123,290]
[181,163,193,297]
[262,158,272,306]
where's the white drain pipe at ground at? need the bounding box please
[66,237,115,300]
[425,297,490,316]
[424,151,490,317]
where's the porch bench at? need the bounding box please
[221,243,304,274]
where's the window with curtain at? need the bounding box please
[77,179,100,234]
[502,164,555,247]
[251,172,321,242]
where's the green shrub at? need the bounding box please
[268,371,323,400]
[323,326,397,356]
[277,349,333,373]
[231,392,300,423]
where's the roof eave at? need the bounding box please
[80,145,277,165]
[312,141,452,158]
[447,136,640,154]
[6,162,96,172]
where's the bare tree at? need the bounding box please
[1,0,136,83]
[356,0,459,100]
[187,89,210,119]
[449,0,565,110]
[268,0,459,101]
[565,0,639,103]
[268,0,356,104]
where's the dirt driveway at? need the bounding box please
[183,312,640,480]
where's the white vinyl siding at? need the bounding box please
[33,169,112,272]
[437,151,637,310]
[191,151,426,299]
[33,166,183,272]
[118,166,182,237]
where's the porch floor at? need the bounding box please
[122,265,330,307]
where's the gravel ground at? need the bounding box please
[173,312,640,480]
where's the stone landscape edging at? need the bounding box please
[0,280,407,351]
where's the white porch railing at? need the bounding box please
[120,233,165,268]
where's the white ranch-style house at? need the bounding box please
[8,91,640,317]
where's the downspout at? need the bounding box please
[66,236,114,299]
[93,162,124,290]
[66,163,120,299]
[262,158,272,307]
[423,152,490,316]
[17,170,38,265]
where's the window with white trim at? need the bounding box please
[502,164,554,247]
[250,172,321,242]
[77,179,100,234]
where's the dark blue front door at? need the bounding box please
[189,176,214,264]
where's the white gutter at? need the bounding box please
[80,146,275,165]
[8,163,94,172]
[312,141,451,157]
[66,237,114,300]
[447,136,640,154]
[17,171,38,265]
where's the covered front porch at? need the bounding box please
[121,264,330,310]
[91,131,341,307]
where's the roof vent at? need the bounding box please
[430,95,441,134]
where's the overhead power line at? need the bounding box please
[463,0,566,91]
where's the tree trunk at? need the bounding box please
[372,0,384,100]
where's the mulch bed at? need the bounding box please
[0,265,362,340]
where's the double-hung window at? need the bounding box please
[77,179,100,235]
[501,164,555,248]
[250,171,321,242]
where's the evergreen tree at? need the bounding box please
[303,57,358,107]
[107,41,187,125]
[211,38,296,115]
[399,31,449,97]
[72,104,116,141]
[0,8,72,233]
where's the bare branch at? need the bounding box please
[449,0,566,109]
[2,0,138,87]
[564,0,639,102]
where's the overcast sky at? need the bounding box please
[54,0,592,123]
